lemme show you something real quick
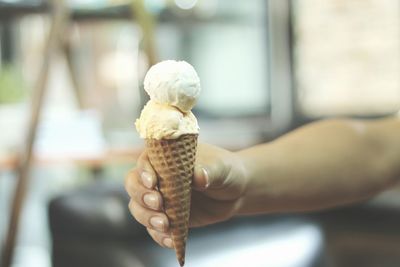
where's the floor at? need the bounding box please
[137,218,326,267]
[0,165,98,267]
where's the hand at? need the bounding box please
[125,143,248,248]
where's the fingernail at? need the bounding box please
[194,166,209,189]
[163,237,173,248]
[143,193,158,210]
[141,172,153,189]
[150,216,165,231]
[203,168,210,188]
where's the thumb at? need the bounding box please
[192,162,244,202]
[192,162,229,192]
[192,165,210,191]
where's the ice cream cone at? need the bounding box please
[136,60,201,265]
[145,134,198,266]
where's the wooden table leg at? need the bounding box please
[130,0,158,67]
[1,1,68,266]
[130,0,158,110]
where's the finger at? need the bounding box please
[124,169,138,198]
[195,143,247,200]
[136,150,157,189]
[128,200,169,233]
[193,158,234,199]
[125,170,163,211]
[192,164,209,191]
[147,228,174,249]
[195,143,232,190]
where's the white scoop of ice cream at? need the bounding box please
[144,60,201,113]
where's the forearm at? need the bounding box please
[237,118,400,215]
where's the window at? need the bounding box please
[155,0,269,118]
[293,0,400,117]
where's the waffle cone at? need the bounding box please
[145,134,198,266]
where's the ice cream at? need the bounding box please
[135,100,198,140]
[135,60,200,267]
[136,60,200,140]
[143,60,201,113]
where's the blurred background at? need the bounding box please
[0,0,400,266]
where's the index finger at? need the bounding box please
[137,150,157,189]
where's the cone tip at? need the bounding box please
[179,258,185,266]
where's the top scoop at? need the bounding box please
[136,60,201,140]
[144,60,201,113]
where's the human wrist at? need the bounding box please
[234,144,279,215]
[231,150,252,215]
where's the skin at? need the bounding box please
[125,117,400,249]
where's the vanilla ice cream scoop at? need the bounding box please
[144,60,201,113]
[135,100,198,140]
